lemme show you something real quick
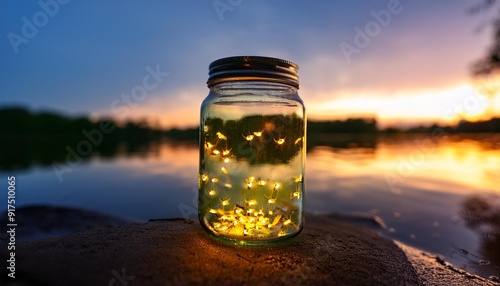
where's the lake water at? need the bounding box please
[1,133,499,279]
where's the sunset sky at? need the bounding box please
[1,0,499,128]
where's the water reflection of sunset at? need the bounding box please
[307,135,500,195]
[114,142,199,180]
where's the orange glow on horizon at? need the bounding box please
[96,81,499,129]
[308,83,499,127]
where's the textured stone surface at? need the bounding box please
[396,242,497,286]
[0,213,493,285]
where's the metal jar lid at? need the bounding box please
[207,56,299,88]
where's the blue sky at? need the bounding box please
[0,0,496,127]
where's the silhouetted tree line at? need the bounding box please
[383,118,500,134]
[1,107,499,171]
[0,107,172,170]
[0,107,168,140]
[308,118,378,134]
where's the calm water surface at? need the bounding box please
[2,134,500,279]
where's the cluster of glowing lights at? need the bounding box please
[205,130,301,152]
[204,194,298,238]
[201,126,304,238]
[200,171,303,238]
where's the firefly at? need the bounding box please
[274,183,281,191]
[221,167,228,174]
[274,137,285,145]
[253,130,263,137]
[216,132,227,140]
[234,205,243,214]
[244,134,254,141]
[201,174,209,182]
[246,199,257,206]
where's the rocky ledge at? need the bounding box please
[0,211,496,285]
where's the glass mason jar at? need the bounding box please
[199,56,306,244]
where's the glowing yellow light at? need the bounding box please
[223,157,230,163]
[222,149,231,156]
[201,174,209,182]
[221,167,228,174]
[221,198,230,206]
[246,199,257,206]
[294,137,302,145]
[295,175,303,183]
[283,219,292,226]
[204,126,209,133]
[268,215,282,228]
[209,208,217,214]
[274,183,281,191]
[246,177,255,190]
[292,192,300,199]
[274,137,285,145]
[268,198,276,204]
[212,149,220,155]
[258,180,266,186]
[220,215,234,221]
[211,178,219,183]
[278,231,287,237]
[208,189,217,196]
[244,134,254,141]
[253,131,263,137]
[205,142,213,149]
[224,183,232,188]
[268,210,273,215]
[216,132,227,140]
